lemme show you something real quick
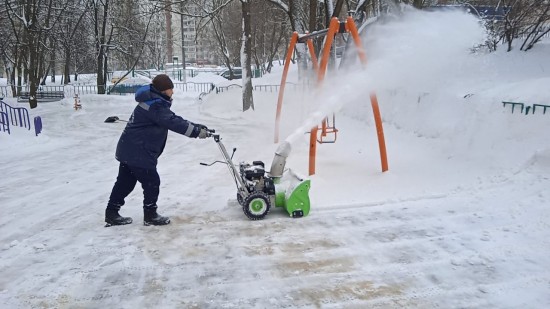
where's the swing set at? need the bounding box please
[274,16,389,176]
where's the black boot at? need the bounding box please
[144,207,170,226]
[105,209,133,227]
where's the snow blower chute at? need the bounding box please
[201,130,310,220]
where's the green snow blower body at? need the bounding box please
[267,140,311,218]
[235,160,311,219]
[274,177,311,218]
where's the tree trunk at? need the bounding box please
[165,0,173,63]
[97,51,106,94]
[266,23,285,73]
[95,0,109,94]
[241,0,254,111]
[309,0,317,32]
[332,0,345,18]
[64,47,71,84]
[413,0,424,9]
[16,57,23,96]
[9,49,19,97]
[9,67,16,97]
[27,24,39,107]
[50,40,56,83]
[28,46,39,109]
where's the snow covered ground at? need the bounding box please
[1,9,549,308]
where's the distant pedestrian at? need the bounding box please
[105,74,210,226]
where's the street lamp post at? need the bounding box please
[101,44,116,94]
[173,56,179,81]
[180,1,187,82]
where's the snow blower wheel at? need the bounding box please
[243,192,270,220]
[237,192,244,206]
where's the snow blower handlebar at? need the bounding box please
[200,131,249,197]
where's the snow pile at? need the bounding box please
[187,72,227,85]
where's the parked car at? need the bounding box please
[108,76,151,94]
[220,68,242,80]
[110,71,129,83]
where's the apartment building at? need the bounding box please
[169,4,218,67]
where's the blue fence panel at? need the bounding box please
[34,116,42,136]
[0,111,10,134]
[0,100,31,130]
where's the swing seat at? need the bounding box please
[317,116,338,143]
[317,127,338,143]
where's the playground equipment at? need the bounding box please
[0,111,9,134]
[0,99,42,136]
[0,100,31,131]
[274,16,389,175]
[201,130,311,220]
[73,94,82,110]
[34,116,42,136]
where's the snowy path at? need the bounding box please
[1,165,548,308]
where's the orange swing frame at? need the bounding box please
[274,16,389,176]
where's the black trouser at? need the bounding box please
[107,163,160,210]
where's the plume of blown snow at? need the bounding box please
[283,6,486,146]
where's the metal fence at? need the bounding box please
[216,84,242,93]
[173,82,215,93]
[0,82,310,99]
[502,101,550,115]
[0,111,9,134]
[253,82,312,93]
[0,99,31,130]
[215,82,312,94]
[0,83,215,98]
[0,86,11,98]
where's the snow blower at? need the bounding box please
[201,130,311,220]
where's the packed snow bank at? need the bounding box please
[187,72,227,85]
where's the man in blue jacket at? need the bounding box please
[105,74,209,226]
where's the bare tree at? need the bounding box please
[4,0,70,108]
[486,0,550,52]
[57,0,90,84]
[1,0,24,96]
[519,1,550,51]
[142,10,168,70]
[198,0,242,70]
[240,0,254,111]
[90,0,112,94]
[165,0,173,62]
[266,0,312,77]
[250,1,289,73]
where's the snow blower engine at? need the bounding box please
[201,129,310,220]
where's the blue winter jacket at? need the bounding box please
[115,85,201,169]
